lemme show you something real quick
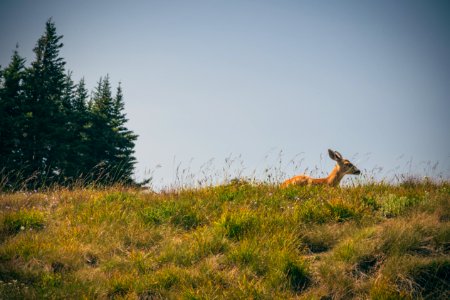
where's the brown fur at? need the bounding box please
[281,149,360,188]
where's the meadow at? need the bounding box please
[0,178,449,299]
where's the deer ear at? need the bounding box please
[334,151,343,161]
[328,149,343,161]
[328,149,337,161]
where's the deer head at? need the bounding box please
[328,149,361,175]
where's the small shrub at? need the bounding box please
[380,194,421,217]
[2,210,46,234]
[361,196,379,211]
[326,200,356,222]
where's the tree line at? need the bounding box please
[0,19,138,190]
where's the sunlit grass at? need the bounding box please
[0,179,449,299]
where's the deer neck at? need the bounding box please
[325,164,344,186]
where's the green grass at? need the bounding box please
[1,210,46,234]
[0,180,449,299]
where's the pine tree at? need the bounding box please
[23,18,67,185]
[71,78,92,179]
[0,48,27,185]
[1,19,138,189]
[110,83,138,183]
[88,76,116,184]
[88,77,137,184]
[57,72,79,181]
[74,78,89,113]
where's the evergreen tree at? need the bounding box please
[88,76,116,183]
[111,83,138,183]
[74,78,89,113]
[0,48,27,185]
[0,19,138,189]
[71,78,92,179]
[22,18,67,185]
[88,76,137,184]
[57,72,79,181]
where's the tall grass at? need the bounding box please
[0,170,449,298]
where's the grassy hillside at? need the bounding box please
[0,180,449,299]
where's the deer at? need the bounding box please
[281,149,361,188]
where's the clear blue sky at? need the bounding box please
[1,0,449,187]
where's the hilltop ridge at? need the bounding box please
[0,180,449,299]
